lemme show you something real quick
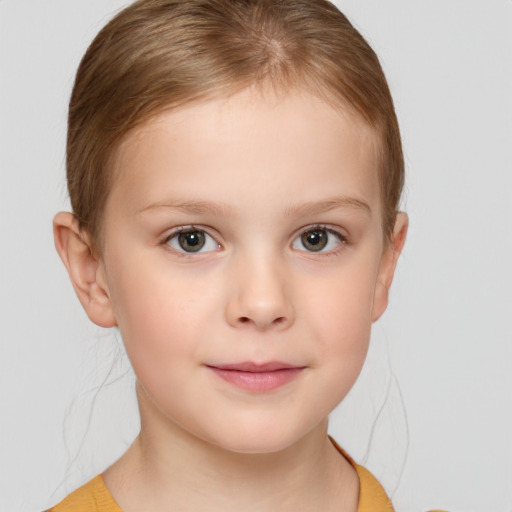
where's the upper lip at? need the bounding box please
[208,362,304,372]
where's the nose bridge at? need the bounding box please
[226,246,294,331]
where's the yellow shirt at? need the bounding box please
[48,441,393,512]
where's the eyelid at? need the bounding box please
[161,225,222,255]
[291,224,348,253]
[159,224,347,256]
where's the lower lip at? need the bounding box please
[209,367,304,392]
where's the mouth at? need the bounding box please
[206,362,306,392]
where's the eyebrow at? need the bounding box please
[137,196,371,218]
[284,196,372,218]
[137,200,233,217]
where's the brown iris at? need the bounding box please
[301,229,328,251]
[178,230,206,252]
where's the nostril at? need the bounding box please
[232,314,292,329]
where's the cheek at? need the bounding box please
[320,296,371,383]
[298,255,380,384]
[310,294,372,414]
[106,259,211,380]
[301,254,379,331]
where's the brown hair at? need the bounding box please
[67,0,404,251]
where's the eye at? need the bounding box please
[166,228,220,253]
[292,227,345,253]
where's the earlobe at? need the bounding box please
[372,212,409,322]
[53,212,117,328]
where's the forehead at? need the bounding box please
[109,88,381,221]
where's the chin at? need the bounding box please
[201,417,316,455]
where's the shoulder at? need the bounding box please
[46,475,123,512]
[353,463,394,512]
[330,438,451,512]
[329,437,394,512]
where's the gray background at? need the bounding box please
[1,1,511,511]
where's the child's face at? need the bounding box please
[96,88,401,453]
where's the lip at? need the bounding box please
[206,361,306,392]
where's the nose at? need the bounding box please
[225,254,295,331]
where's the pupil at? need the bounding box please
[302,229,327,251]
[178,231,205,252]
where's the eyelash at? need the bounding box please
[159,224,348,257]
[160,225,221,258]
[292,224,348,255]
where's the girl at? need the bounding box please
[49,0,409,510]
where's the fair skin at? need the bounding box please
[54,88,407,512]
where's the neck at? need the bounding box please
[103,386,358,512]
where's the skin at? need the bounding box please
[54,88,407,512]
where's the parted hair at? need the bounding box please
[67,0,404,251]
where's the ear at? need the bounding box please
[53,212,117,328]
[372,212,408,322]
